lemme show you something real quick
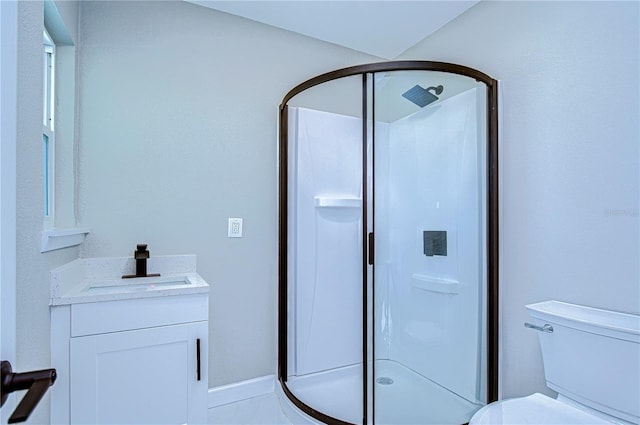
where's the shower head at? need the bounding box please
[402,84,444,108]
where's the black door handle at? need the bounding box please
[196,338,201,381]
[1,360,57,423]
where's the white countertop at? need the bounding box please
[50,255,210,306]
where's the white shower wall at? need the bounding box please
[287,87,486,404]
[376,87,486,404]
[287,107,363,376]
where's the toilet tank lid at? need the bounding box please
[526,301,640,339]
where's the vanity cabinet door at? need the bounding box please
[70,321,208,424]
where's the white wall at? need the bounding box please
[15,2,81,424]
[398,1,639,398]
[75,0,380,387]
[1,2,19,422]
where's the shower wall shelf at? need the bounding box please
[314,196,362,208]
[411,273,460,294]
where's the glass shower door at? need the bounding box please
[372,70,489,424]
[283,75,365,424]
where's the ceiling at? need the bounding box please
[186,1,478,59]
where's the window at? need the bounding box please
[43,29,55,219]
[40,7,89,252]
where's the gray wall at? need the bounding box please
[75,0,379,387]
[398,0,639,398]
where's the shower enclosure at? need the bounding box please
[278,61,498,425]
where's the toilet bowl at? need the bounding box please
[470,301,640,425]
[471,393,623,424]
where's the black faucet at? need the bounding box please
[134,243,149,276]
[122,244,160,279]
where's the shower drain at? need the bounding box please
[376,377,394,385]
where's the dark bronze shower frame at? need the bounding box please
[278,61,499,425]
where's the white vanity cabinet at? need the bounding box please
[50,256,210,425]
[52,294,208,424]
[70,323,206,424]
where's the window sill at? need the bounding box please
[41,227,90,253]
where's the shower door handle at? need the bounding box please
[368,232,374,265]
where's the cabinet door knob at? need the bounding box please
[1,360,57,423]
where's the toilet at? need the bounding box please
[471,300,640,425]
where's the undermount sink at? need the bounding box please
[50,255,209,305]
[82,275,193,295]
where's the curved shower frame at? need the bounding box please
[278,60,499,425]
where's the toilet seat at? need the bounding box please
[470,393,615,425]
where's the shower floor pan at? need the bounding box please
[286,359,482,424]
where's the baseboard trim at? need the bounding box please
[208,374,275,408]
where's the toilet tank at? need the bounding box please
[526,301,640,424]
